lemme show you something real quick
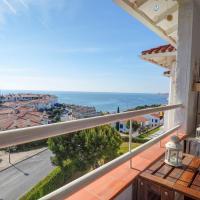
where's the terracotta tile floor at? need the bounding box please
[66,131,186,200]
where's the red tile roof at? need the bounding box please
[0,108,47,130]
[131,116,148,123]
[150,113,161,119]
[141,44,176,55]
[0,108,14,115]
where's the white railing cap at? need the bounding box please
[0,104,182,149]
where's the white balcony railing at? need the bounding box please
[0,104,183,200]
[0,104,182,148]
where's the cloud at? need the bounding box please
[25,0,80,28]
[0,0,83,29]
[0,0,62,27]
[18,0,28,9]
[3,0,17,14]
[0,0,22,26]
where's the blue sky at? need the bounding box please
[0,0,169,93]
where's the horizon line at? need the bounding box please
[0,88,169,95]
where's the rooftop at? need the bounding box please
[141,44,176,56]
[131,116,149,123]
[0,107,48,130]
[140,44,176,69]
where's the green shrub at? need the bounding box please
[10,139,47,152]
[132,137,149,143]
[122,136,149,143]
[138,127,160,139]
[19,163,77,200]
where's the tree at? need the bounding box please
[127,104,161,111]
[126,120,141,132]
[115,106,120,131]
[48,125,122,169]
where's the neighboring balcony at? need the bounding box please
[0,104,189,200]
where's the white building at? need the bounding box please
[117,113,163,133]
[118,116,150,133]
[60,110,74,122]
[144,113,163,128]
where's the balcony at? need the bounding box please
[1,0,200,199]
[0,103,190,200]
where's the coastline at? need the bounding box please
[1,90,168,112]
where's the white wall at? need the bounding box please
[144,114,161,127]
[174,0,200,134]
[119,122,128,133]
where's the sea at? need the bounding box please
[1,90,168,113]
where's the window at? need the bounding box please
[155,119,158,123]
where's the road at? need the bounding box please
[0,149,55,200]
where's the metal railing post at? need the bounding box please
[8,147,11,164]
[129,120,132,168]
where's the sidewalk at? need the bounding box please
[148,129,164,139]
[0,147,47,171]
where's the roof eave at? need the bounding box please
[114,0,177,48]
[141,51,176,59]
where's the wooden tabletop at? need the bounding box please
[139,154,200,200]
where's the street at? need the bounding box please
[0,149,54,200]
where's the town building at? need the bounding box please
[144,113,163,127]
[0,107,49,131]
[60,110,74,122]
[0,94,58,110]
[0,94,57,131]
[66,104,102,119]
[118,113,163,133]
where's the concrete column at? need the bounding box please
[164,62,176,131]
[174,0,200,135]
